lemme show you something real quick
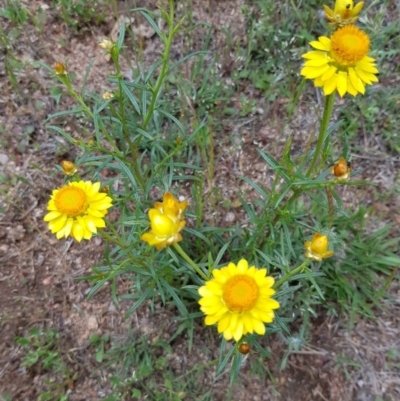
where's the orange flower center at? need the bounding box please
[222,275,259,312]
[330,25,370,65]
[54,186,88,217]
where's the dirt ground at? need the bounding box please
[1,1,399,400]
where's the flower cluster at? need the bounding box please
[141,192,187,250]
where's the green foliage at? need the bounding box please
[51,0,109,30]
[100,331,211,401]
[41,0,400,397]
[0,0,27,25]
[239,0,325,102]
[16,328,63,371]
[15,328,76,401]
[89,333,110,363]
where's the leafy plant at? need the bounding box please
[51,0,109,31]
[15,328,76,401]
[39,0,400,396]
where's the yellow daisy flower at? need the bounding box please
[198,259,280,342]
[44,181,113,242]
[304,233,334,262]
[301,25,378,97]
[323,0,364,27]
[141,192,187,250]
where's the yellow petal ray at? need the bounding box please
[223,328,233,341]
[205,281,223,295]
[304,57,329,68]
[309,40,329,51]
[217,314,231,333]
[346,78,359,96]
[323,74,338,95]
[49,214,67,233]
[302,51,327,60]
[237,259,248,273]
[72,222,84,242]
[321,65,337,82]
[242,313,254,333]
[355,67,374,84]
[198,286,213,297]
[301,66,329,79]
[348,67,364,93]
[205,314,221,326]
[233,322,244,342]
[357,60,379,74]
[43,211,62,222]
[252,319,266,335]
[337,71,348,97]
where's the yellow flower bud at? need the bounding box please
[330,157,351,181]
[323,1,364,27]
[60,160,77,175]
[99,38,114,52]
[102,91,114,100]
[238,342,251,355]
[304,233,334,262]
[54,62,67,75]
[141,192,187,250]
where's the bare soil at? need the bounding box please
[1,1,399,401]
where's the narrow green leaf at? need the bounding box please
[120,80,141,114]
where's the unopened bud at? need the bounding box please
[102,91,114,100]
[330,157,351,181]
[60,160,77,175]
[99,38,114,52]
[238,342,250,355]
[54,62,67,75]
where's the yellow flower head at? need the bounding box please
[301,25,378,97]
[330,157,351,181]
[323,1,364,27]
[60,160,77,176]
[44,181,113,242]
[198,259,280,342]
[304,233,334,262]
[141,192,187,250]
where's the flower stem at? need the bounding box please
[142,0,175,130]
[173,243,208,281]
[306,93,335,177]
[98,227,127,249]
[274,259,311,291]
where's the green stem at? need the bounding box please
[265,94,336,237]
[306,93,335,177]
[66,88,122,156]
[173,243,208,281]
[142,0,175,130]
[98,228,127,249]
[113,56,146,192]
[274,259,311,291]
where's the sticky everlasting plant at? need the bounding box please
[41,0,399,384]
